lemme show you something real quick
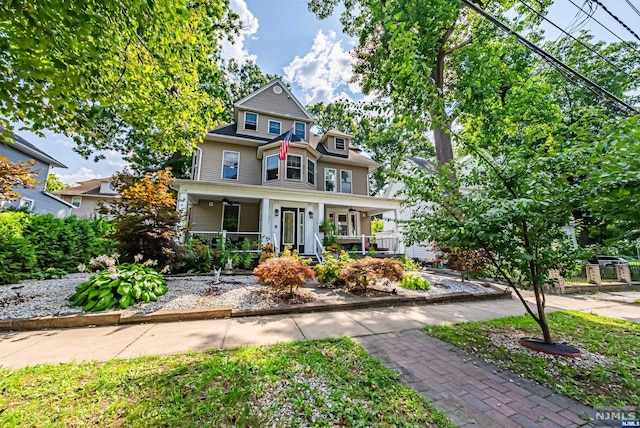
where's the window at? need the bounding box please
[268,120,281,135]
[266,155,279,181]
[191,147,202,180]
[222,151,239,180]
[335,138,345,150]
[222,204,240,232]
[71,196,82,208]
[244,112,258,130]
[337,214,348,235]
[286,155,302,180]
[307,158,315,185]
[294,121,306,139]
[19,198,34,212]
[340,170,352,193]
[324,168,337,192]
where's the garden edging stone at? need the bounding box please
[0,288,511,331]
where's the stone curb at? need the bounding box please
[0,289,511,332]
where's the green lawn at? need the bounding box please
[0,338,454,427]
[425,311,640,408]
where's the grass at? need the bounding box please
[424,311,640,408]
[0,338,454,427]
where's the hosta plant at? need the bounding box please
[70,254,168,312]
[400,273,430,291]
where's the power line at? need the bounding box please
[460,0,639,115]
[561,0,639,53]
[587,0,640,42]
[519,0,628,75]
[624,0,640,18]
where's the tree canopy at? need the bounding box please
[1,0,239,156]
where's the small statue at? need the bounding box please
[224,258,233,273]
[212,267,222,284]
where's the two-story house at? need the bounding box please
[0,133,74,217]
[173,79,401,256]
[54,177,119,218]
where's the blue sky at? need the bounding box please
[14,0,639,185]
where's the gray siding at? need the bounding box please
[60,195,112,218]
[318,160,369,195]
[0,143,71,217]
[240,83,310,120]
[190,201,260,232]
[198,141,262,185]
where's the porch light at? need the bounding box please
[309,211,313,219]
[274,208,279,216]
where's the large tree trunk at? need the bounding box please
[433,126,454,165]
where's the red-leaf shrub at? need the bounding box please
[253,256,315,296]
[339,257,404,291]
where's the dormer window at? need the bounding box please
[294,122,306,140]
[244,112,258,131]
[335,138,345,150]
[268,120,281,135]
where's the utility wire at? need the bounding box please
[624,0,640,18]
[562,0,639,53]
[460,0,639,115]
[519,0,628,75]
[587,0,640,42]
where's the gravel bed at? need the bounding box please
[0,271,498,320]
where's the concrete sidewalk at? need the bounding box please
[2,292,638,427]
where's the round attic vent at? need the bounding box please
[272,85,283,94]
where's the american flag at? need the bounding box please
[278,129,293,160]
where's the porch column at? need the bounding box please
[176,191,189,243]
[318,203,324,222]
[261,198,270,245]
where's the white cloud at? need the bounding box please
[55,167,103,186]
[220,0,259,65]
[104,150,128,169]
[283,30,361,105]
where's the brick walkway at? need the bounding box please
[356,330,609,428]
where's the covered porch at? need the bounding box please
[173,180,403,259]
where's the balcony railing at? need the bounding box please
[334,234,400,255]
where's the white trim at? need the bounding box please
[293,121,306,140]
[244,112,258,131]
[191,147,203,181]
[19,197,34,212]
[268,119,282,135]
[222,203,241,232]
[285,154,302,181]
[324,167,337,192]
[221,150,240,181]
[71,196,83,208]
[307,158,316,186]
[265,154,279,182]
[340,170,353,194]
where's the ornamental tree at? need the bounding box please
[0,155,37,201]
[98,168,180,267]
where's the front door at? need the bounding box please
[280,208,305,253]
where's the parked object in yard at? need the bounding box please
[596,255,628,268]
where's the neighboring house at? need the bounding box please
[172,78,402,256]
[0,133,73,217]
[55,178,119,218]
[381,156,439,260]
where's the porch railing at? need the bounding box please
[314,234,324,264]
[335,234,400,255]
[189,231,262,250]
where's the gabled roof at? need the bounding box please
[319,128,352,144]
[210,123,273,142]
[54,178,114,196]
[233,78,315,121]
[1,133,67,168]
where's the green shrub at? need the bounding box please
[173,238,212,273]
[402,256,421,271]
[71,255,168,312]
[314,251,352,287]
[0,237,36,285]
[0,211,30,238]
[400,273,430,290]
